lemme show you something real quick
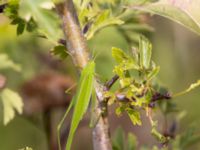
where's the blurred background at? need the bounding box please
[0,9,200,150]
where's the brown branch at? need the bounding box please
[55,1,112,150]
[115,92,171,105]
[104,75,119,91]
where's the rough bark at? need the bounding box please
[55,1,112,150]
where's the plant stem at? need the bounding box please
[104,75,119,91]
[55,1,112,150]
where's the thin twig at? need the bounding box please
[104,75,119,91]
[115,92,172,104]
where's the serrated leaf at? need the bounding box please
[139,36,152,69]
[130,0,200,35]
[126,108,142,126]
[0,88,23,125]
[112,47,139,78]
[19,0,61,43]
[66,61,95,150]
[51,45,68,60]
[127,133,137,150]
[86,10,124,39]
[0,53,21,71]
[112,47,129,63]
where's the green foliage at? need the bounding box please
[1,0,200,149]
[112,127,125,150]
[112,47,133,64]
[3,0,61,42]
[152,126,200,150]
[108,36,173,140]
[19,0,61,43]
[139,36,152,69]
[85,10,124,39]
[0,53,21,71]
[112,127,137,150]
[66,61,95,150]
[0,88,23,125]
[4,0,37,35]
[0,53,23,125]
[112,126,200,150]
[74,0,124,39]
[127,133,137,150]
[51,45,68,60]
[126,108,141,125]
[130,0,200,35]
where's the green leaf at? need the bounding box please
[147,66,160,80]
[112,127,125,150]
[3,0,19,19]
[112,47,129,63]
[0,53,21,71]
[66,61,95,150]
[112,47,139,79]
[115,105,126,116]
[19,0,61,43]
[51,45,68,60]
[139,36,152,69]
[86,10,124,39]
[127,133,137,150]
[17,20,26,35]
[119,77,132,88]
[0,88,23,125]
[131,0,200,35]
[126,108,142,126]
[26,18,37,32]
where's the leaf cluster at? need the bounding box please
[3,0,37,35]
[0,53,23,125]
